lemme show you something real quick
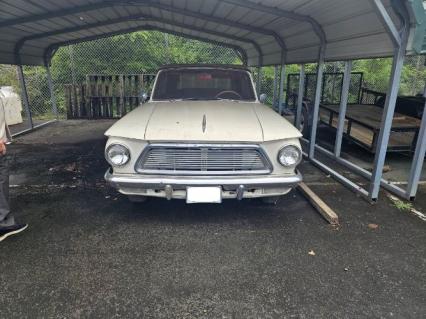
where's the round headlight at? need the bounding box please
[106,144,130,166]
[278,145,302,167]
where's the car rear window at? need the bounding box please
[152,68,256,101]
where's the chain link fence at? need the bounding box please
[0,30,425,136]
[51,32,241,119]
[0,64,56,135]
[284,56,425,108]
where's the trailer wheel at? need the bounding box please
[299,105,311,138]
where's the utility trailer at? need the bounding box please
[286,73,423,153]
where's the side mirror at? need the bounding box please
[140,92,149,103]
[259,93,267,104]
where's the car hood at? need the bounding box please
[105,101,302,142]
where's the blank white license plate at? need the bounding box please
[186,187,222,204]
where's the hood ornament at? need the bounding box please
[202,114,207,133]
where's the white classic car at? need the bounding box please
[104,65,302,203]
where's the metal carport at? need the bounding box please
[0,0,425,202]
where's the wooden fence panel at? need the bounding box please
[65,73,155,119]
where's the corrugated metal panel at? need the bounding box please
[0,0,424,66]
[421,3,426,53]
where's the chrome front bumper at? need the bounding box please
[105,169,302,200]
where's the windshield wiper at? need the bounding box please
[214,97,241,102]
[168,98,203,101]
[167,97,242,102]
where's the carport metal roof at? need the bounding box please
[0,0,425,67]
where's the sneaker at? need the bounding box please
[0,224,28,242]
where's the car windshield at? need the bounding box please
[152,68,256,101]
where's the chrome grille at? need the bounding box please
[136,144,271,175]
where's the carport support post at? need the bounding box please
[406,84,426,199]
[278,64,286,115]
[16,65,33,129]
[256,67,262,95]
[272,65,278,108]
[308,53,325,158]
[334,60,352,157]
[45,62,58,119]
[295,64,305,129]
[369,49,406,200]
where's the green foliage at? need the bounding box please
[391,198,413,211]
[51,31,240,84]
[399,56,426,96]
[0,65,19,90]
[48,31,241,114]
[23,66,51,117]
[353,58,392,92]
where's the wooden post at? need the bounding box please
[93,75,99,118]
[104,78,109,118]
[80,84,86,117]
[298,182,339,225]
[85,75,90,118]
[87,75,93,118]
[65,85,72,119]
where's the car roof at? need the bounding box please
[158,64,250,71]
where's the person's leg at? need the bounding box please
[0,153,27,242]
[0,154,14,227]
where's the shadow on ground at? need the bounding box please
[0,120,425,318]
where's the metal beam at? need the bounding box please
[45,61,58,119]
[305,139,408,200]
[372,0,402,47]
[14,12,264,66]
[369,53,405,200]
[11,120,57,138]
[234,49,247,66]
[272,65,278,107]
[369,0,410,200]
[295,64,305,129]
[278,64,286,115]
[256,67,262,95]
[16,65,33,129]
[221,0,327,45]
[309,157,371,200]
[334,60,353,157]
[308,50,325,158]
[310,140,409,200]
[44,24,248,65]
[276,49,288,115]
[406,84,426,199]
[300,143,371,200]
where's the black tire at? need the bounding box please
[261,196,282,205]
[300,105,311,138]
[128,195,148,203]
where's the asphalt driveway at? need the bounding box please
[1,120,425,318]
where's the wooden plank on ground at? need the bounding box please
[298,182,339,225]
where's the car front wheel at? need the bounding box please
[128,195,148,203]
[261,196,282,205]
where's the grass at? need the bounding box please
[391,198,413,211]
